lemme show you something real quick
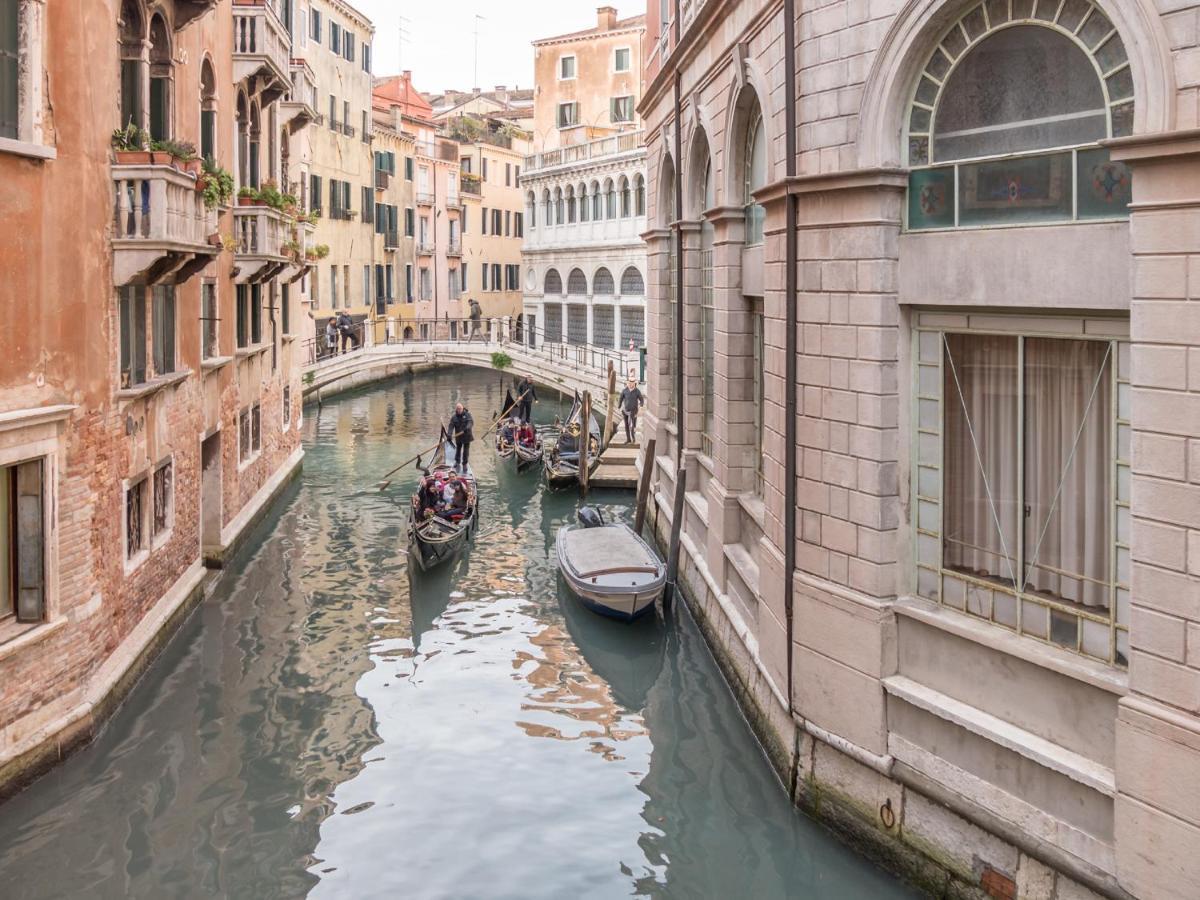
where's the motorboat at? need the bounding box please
[556,507,666,622]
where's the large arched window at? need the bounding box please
[147,12,172,141]
[590,180,602,220]
[236,91,250,187]
[620,267,644,296]
[200,58,217,161]
[554,187,564,225]
[119,0,146,131]
[743,100,766,245]
[248,100,261,188]
[526,190,537,228]
[593,267,614,296]
[661,154,678,419]
[566,185,576,224]
[634,174,646,217]
[697,141,715,455]
[544,268,562,296]
[604,178,617,219]
[567,267,587,295]
[619,175,631,217]
[579,182,590,222]
[541,188,551,225]
[906,4,1134,229]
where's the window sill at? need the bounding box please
[894,595,1128,696]
[235,343,271,360]
[737,492,766,530]
[0,616,67,663]
[237,450,262,473]
[0,136,56,161]
[202,355,234,373]
[116,370,191,401]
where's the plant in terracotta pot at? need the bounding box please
[200,158,234,210]
[257,180,286,212]
[282,239,303,260]
[111,123,151,164]
[237,186,262,207]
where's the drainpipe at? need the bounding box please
[783,0,798,712]
[673,71,684,459]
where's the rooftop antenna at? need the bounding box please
[473,14,485,90]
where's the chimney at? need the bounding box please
[597,6,617,30]
[494,85,508,104]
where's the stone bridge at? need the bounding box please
[301,322,645,417]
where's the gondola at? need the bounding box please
[495,389,544,471]
[495,390,518,460]
[545,393,601,487]
[407,427,478,572]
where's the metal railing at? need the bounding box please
[416,191,435,206]
[375,169,390,190]
[446,239,461,256]
[384,230,399,250]
[417,240,435,255]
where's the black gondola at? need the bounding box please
[545,393,601,487]
[408,427,478,572]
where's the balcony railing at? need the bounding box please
[446,192,461,209]
[417,240,435,255]
[342,123,356,139]
[416,191,435,206]
[233,204,291,282]
[375,169,391,190]
[415,140,435,158]
[523,129,644,174]
[281,58,318,133]
[446,239,462,257]
[384,230,399,250]
[462,175,482,196]
[232,0,290,100]
[112,163,218,286]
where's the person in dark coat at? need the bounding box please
[449,403,475,469]
[515,375,537,423]
[336,310,358,352]
[467,298,483,342]
[618,378,645,443]
[417,477,441,519]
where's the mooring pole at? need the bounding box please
[663,467,687,612]
[580,390,592,499]
[633,437,656,535]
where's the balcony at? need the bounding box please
[523,129,644,175]
[111,164,218,286]
[462,174,482,196]
[446,239,462,257]
[233,0,290,103]
[375,169,390,190]
[342,123,356,139]
[416,191,435,206]
[446,193,462,209]
[384,230,399,251]
[417,241,435,255]
[280,59,318,134]
[232,204,291,283]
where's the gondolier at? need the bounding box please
[449,403,474,470]
[516,375,537,423]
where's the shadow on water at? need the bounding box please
[0,367,919,899]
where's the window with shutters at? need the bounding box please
[557,102,578,129]
[152,460,173,541]
[201,281,219,360]
[125,474,148,564]
[119,286,147,389]
[611,96,635,124]
[151,285,176,377]
[0,459,45,626]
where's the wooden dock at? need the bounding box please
[590,442,641,489]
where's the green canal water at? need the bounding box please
[0,367,918,899]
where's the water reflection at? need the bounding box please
[0,368,915,899]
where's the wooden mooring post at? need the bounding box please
[580,390,592,499]
[633,438,656,535]
[663,466,687,612]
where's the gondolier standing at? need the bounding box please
[449,403,475,470]
[618,378,644,443]
[516,375,537,423]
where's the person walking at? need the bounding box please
[449,403,475,470]
[515,375,537,423]
[618,378,645,444]
[336,310,358,353]
[467,298,483,343]
[324,319,339,358]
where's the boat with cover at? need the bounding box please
[407,428,478,572]
[556,507,666,622]
[545,393,601,487]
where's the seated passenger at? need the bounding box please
[417,478,440,519]
[438,484,469,520]
[519,423,536,447]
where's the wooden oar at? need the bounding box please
[481,389,531,441]
[376,437,444,491]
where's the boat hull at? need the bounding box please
[555,523,666,623]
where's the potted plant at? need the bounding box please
[237,186,262,207]
[199,158,234,209]
[111,123,151,164]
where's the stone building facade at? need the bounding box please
[641,0,1200,898]
[0,0,305,794]
[521,8,650,357]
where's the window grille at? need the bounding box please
[620,267,645,296]
[567,304,588,345]
[593,267,614,296]
[543,303,562,343]
[592,305,614,349]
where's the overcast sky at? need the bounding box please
[352,0,639,95]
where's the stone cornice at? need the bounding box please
[1104,128,1200,163]
[703,204,745,224]
[753,168,909,206]
[641,227,671,244]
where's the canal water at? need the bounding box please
[0,368,917,899]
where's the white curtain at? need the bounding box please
[943,334,1019,587]
[1023,338,1111,609]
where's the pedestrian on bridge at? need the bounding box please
[467,298,484,343]
[516,375,537,423]
[619,378,645,444]
[449,403,475,470]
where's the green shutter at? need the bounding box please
[15,460,44,623]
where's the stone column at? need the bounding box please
[1108,132,1200,899]
[642,228,674,460]
[758,171,905,754]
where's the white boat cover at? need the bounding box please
[561,525,658,577]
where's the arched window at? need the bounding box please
[661,154,678,418]
[236,91,250,188]
[744,100,766,245]
[619,175,631,217]
[200,58,217,161]
[147,13,172,141]
[579,182,590,222]
[541,188,551,225]
[248,100,261,188]
[544,268,562,296]
[526,190,537,228]
[119,0,146,131]
[554,187,564,225]
[566,185,576,224]
[567,267,587,295]
[591,180,602,220]
[593,267,614,296]
[605,178,617,219]
[699,145,715,454]
[620,266,644,296]
[634,174,646,216]
[906,4,1134,228]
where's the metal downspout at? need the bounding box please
[783,0,798,717]
[674,71,684,459]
